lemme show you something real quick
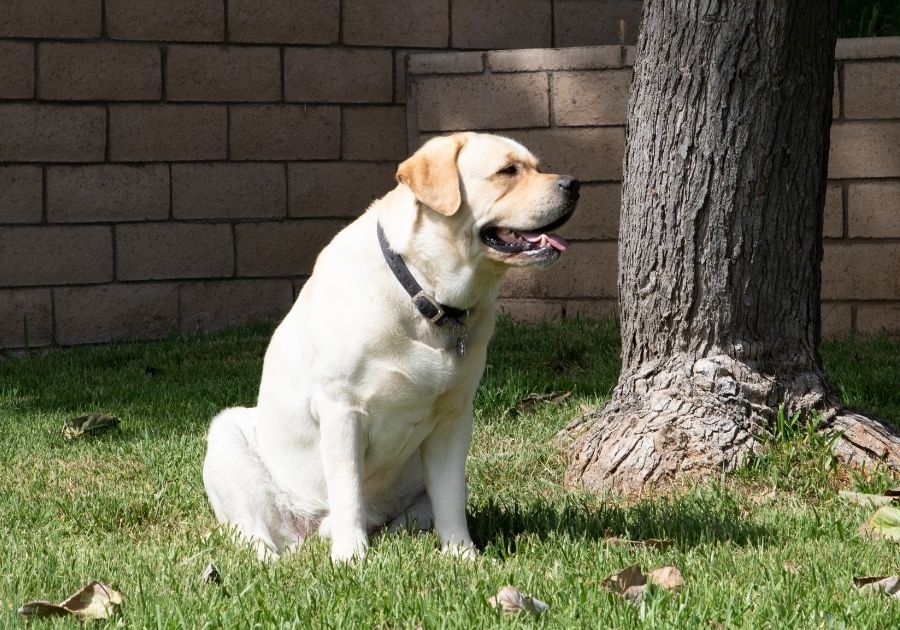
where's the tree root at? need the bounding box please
[561,395,759,496]
[825,407,900,470]
[561,356,900,496]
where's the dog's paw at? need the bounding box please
[330,530,368,564]
[440,539,478,560]
[254,541,280,563]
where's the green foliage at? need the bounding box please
[838,0,900,37]
[850,463,899,494]
[475,314,620,421]
[821,334,900,429]
[739,406,842,498]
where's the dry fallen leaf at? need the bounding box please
[602,564,648,601]
[63,413,120,440]
[648,566,684,592]
[547,391,572,404]
[59,582,123,620]
[603,564,684,601]
[16,601,69,620]
[859,505,900,542]
[18,581,123,622]
[514,391,572,414]
[488,585,549,615]
[853,575,900,599]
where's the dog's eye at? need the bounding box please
[497,164,519,176]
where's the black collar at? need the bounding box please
[377,222,469,327]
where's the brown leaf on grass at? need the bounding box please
[63,413,120,440]
[648,566,684,591]
[59,582,123,620]
[859,505,900,542]
[853,576,900,599]
[18,581,123,621]
[514,391,572,414]
[16,601,69,619]
[783,560,800,575]
[602,565,684,601]
[487,585,549,615]
[602,564,647,601]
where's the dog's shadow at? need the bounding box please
[467,491,773,553]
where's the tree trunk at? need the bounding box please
[564,0,900,495]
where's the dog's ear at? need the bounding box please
[396,134,467,216]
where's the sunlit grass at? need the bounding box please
[1,317,898,628]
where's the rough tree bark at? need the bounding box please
[563,0,900,495]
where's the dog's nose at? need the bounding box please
[557,175,580,195]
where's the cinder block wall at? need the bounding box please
[0,0,642,351]
[0,1,896,350]
[407,38,900,340]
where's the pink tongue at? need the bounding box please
[519,231,569,252]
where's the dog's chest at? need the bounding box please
[365,339,468,407]
[353,341,473,468]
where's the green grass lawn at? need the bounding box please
[1,317,898,628]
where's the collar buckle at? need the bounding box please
[412,290,445,323]
[378,221,470,328]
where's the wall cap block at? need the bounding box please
[835,36,900,60]
[407,51,485,75]
[487,46,622,72]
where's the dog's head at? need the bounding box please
[396,133,579,268]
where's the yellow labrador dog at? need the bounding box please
[203,132,579,562]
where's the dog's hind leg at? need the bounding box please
[203,407,302,558]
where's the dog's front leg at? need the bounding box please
[318,399,368,563]
[421,412,476,558]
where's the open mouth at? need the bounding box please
[479,207,575,255]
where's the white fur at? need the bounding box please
[202,133,575,562]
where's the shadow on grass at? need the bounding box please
[821,334,900,430]
[2,316,897,442]
[0,316,622,437]
[475,315,622,416]
[468,489,773,553]
[0,323,275,437]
